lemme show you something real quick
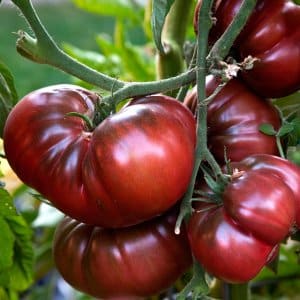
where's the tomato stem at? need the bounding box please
[66,112,94,131]
[175,0,259,235]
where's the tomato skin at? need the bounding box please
[188,203,276,283]
[188,154,299,283]
[230,154,300,228]
[3,85,196,228]
[194,0,300,98]
[53,209,192,299]
[223,169,295,245]
[184,76,280,163]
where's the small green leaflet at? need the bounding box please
[259,123,277,136]
[151,0,175,53]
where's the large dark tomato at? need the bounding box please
[188,154,298,283]
[53,208,192,300]
[184,76,281,163]
[3,85,196,228]
[194,0,300,98]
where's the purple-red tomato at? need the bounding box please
[188,154,298,283]
[53,208,192,299]
[3,85,196,228]
[184,76,281,163]
[231,154,300,228]
[194,0,300,98]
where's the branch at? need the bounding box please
[208,0,258,62]
[175,0,258,233]
[11,0,125,92]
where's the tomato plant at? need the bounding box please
[188,154,299,283]
[3,84,196,228]
[184,76,281,162]
[1,0,300,299]
[53,208,192,299]
[194,0,300,98]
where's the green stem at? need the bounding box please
[175,0,258,232]
[208,0,257,62]
[11,0,125,92]
[276,136,286,159]
[175,0,214,234]
[156,0,193,81]
[102,68,196,106]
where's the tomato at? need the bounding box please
[3,85,196,228]
[184,76,281,163]
[53,208,192,299]
[188,203,277,283]
[194,0,300,98]
[188,154,298,283]
[230,154,300,228]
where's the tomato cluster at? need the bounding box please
[186,0,300,285]
[3,0,300,298]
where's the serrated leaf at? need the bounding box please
[0,215,34,291]
[151,0,175,53]
[0,61,18,138]
[259,123,277,136]
[277,123,295,137]
[72,0,143,22]
[0,217,15,272]
[0,189,18,217]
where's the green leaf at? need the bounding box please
[114,21,155,81]
[151,0,175,53]
[71,0,143,22]
[0,218,15,272]
[277,122,295,137]
[0,61,18,138]
[63,43,122,79]
[259,123,277,136]
[0,215,34,292]
[0,189,18,217]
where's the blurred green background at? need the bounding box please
[0,1,115,97]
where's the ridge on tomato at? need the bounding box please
[53,207,192,300]
[184,76,281,163]
[194,0,300,98]
[188,154,299,283]
[3,84,196,228]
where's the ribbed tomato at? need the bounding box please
[188,154,298,283]
[194,0,300,98]
[53,208,192,299]
[3,85,196,228]
[184,76,281,163]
